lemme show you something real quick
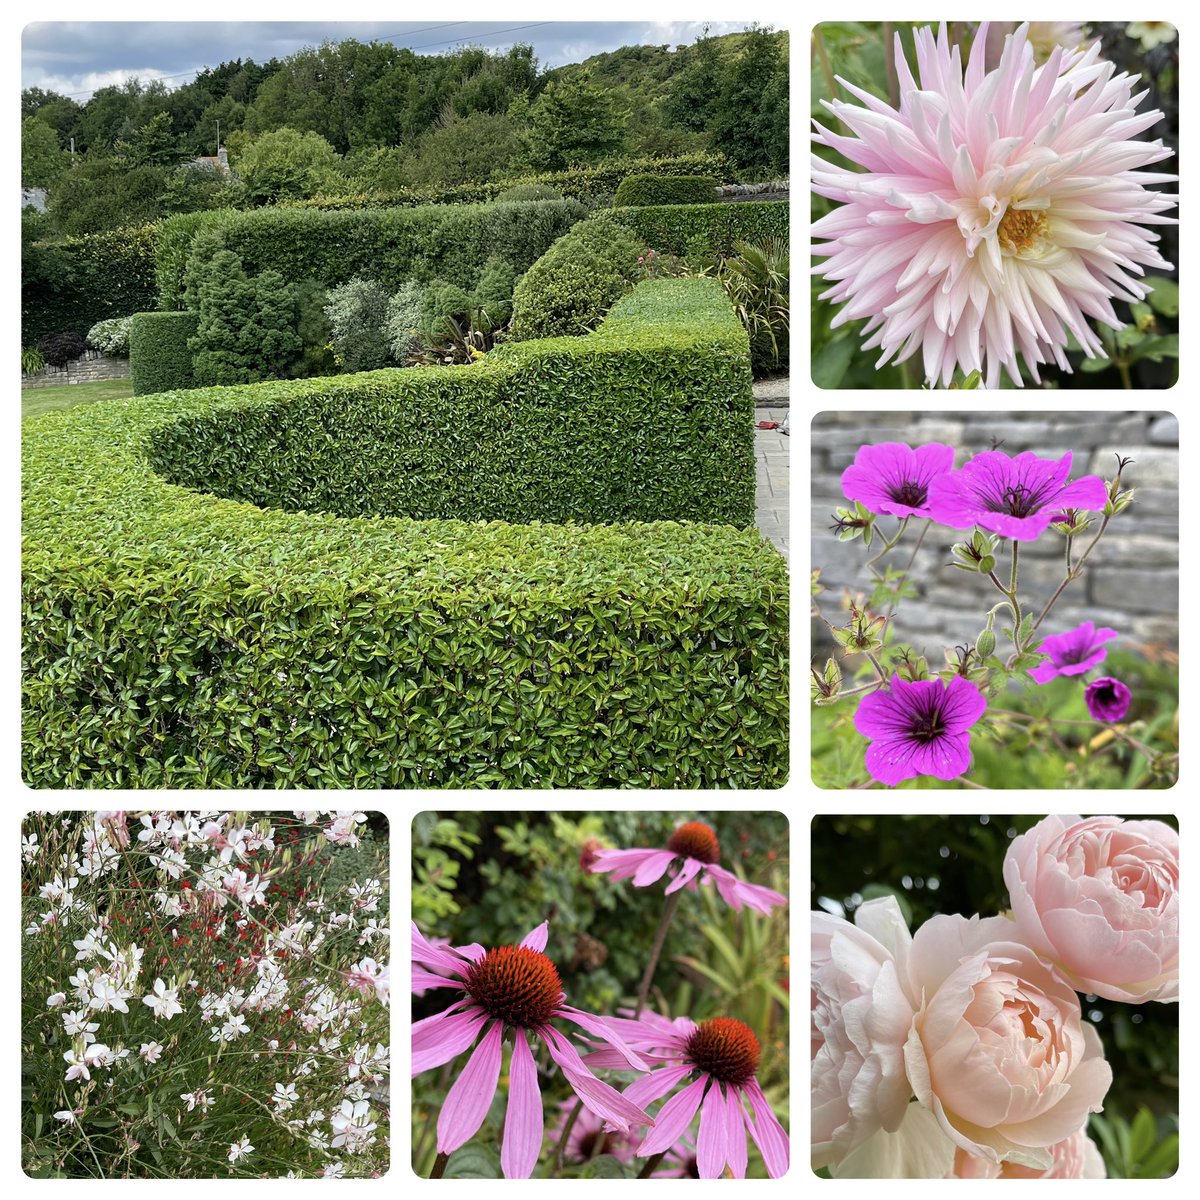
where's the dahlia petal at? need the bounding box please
[637,1075,709,1156]
[742,1079,789,1178]
[413,1006,489,1077]
[520,922,549,953]
[697,1080,729,1178]
[501,1031,543,1179]
[663,855,705,895]
[723,1083,749,1178]
[619,1063,694,1111]
[436,1020,503,1154]
[631,851,678,887]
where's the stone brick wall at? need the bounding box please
[22,350,131,390]
[811,410,1179,658]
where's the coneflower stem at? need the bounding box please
[638,1151,668,1178]
[635,889,683,1017]
[554,1099,584,1175]
[430,1151,450,1179]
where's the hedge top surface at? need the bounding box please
[25,278,782,606]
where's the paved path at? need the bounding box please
[754,386,789,557]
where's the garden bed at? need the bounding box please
[23,277,789,789]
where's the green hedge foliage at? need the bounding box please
[613,174,717,207]
[289,151,739,211]
[129,311,199,395]
[156,199,585,310]
[24,277,785,789]
[609,200,790,258]
[23,225,159,344]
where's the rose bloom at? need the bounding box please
[812,897,916,1170]
[901,913,1111,1170]
[949,1126,1106,1177]
[1004,814,1178,1002]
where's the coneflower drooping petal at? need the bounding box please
[812,21,1177,387]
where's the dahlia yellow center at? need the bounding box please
[998,206,1050,256]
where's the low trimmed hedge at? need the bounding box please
[156,199,585,310]
[23,277,786,789]
[129,311,199,395]
[609,200,790,258]
[613,174,717,208]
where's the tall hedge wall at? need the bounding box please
[129,311,199,395]
[609,200,790,257]
[156,198,586,310]
[23,277,786,789]
[612,174,718,207]
[23,224,159,344]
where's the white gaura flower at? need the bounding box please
[142,977,183,1020]
[140,1041,164,1064]
[272,1081,298,1112]
[62,1010,100,1041]
[330,1098,377,1151]
[89,977,130,1013]
[63,1049,91,1083]
[46,992,66,1008]
[53,1109,78,1123]
[227,1137,254,1164]
[321,1163,346,1178]
[180,1088,213,1112]
[21,833,39,863]
[812,21,1177,387]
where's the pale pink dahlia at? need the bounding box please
[812,22,1177,387]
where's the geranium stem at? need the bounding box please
[636,889,683,1017]
[638,1151,668,1178]
[554,1099,584,1175]
[430,1151,450,1179]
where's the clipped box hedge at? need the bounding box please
[129,311,199,395]
[23,277,787,789]
[155,198,585,310]
[609,200,790,257]
[613,174,718,208]
[23,224,159,344]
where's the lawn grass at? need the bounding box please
[22,378,133,420]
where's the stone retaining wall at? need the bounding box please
[22,350,131,389]
[812,410,1179,657]
[716,180,790,202]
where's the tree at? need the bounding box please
[22,117,68,189]
[520,77,626,171]
[709,26,789,176]
[403,111,521,186]
[233,127,342,203]
[116,112,184,167]
[664,27,722,132]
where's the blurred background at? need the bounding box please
[811,21,1179,389]
[412,810,790,1177]
[811,814,1179,1178]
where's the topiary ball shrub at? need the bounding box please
[37,330,87,368]
[86,316,134,357]
[24,277,786,789]
[612,173,718,207]
[129,311,199,395]
[508,217,643,341]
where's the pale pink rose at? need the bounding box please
[1004,815,1178,1003]
[948,1127,1107,1178]
[831,1102,955,1179]
[901,913,1111,1171]
[811,897,916,1169]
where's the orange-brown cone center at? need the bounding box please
[464,945,562,1029]
[685,1017,760,1087]
[666,821,721,865]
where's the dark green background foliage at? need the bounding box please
[155,198,585,309]
[609,200,789,258]
[23,279,788,789]
[412,810,789,1176]
[22,224,159,343]
[508,217,643,341]
[811,815,1179,1175]
[129,310,199,395]
[612,173,717,207]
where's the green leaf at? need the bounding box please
[443,1144,503,1178]
[1129,1106,1156,1164]
[580,1155,632,1179]
[812,335,855,389]
[1127,334,1179,364]
[1144,275,1179,317]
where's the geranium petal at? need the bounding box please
[436,1020,502,1153]
[501,1031,543,1179]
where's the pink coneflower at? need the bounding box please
[586,822,786,914]
[412,921,652,1178]
[589,1011,789,1178]
[812,22,1176,387]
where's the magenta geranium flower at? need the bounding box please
[586,822,787,914]
[1029,621,1119,683]
[812,21,1176,388]
[854,675,988,786]
[1085,676,1132,722]
[412,921,652,1178]
[586,1010,789,1178]
[926,449,1108,540]
[840,442,956,518]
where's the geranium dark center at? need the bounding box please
[908,703,947,745]
[464,945,562,1028]
[996,482,1049,518]
[685,1017,760,1087]
[667,822,720,864]
[888,480,927,508]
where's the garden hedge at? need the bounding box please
[23,224,159,344]
[612,174,718,207]
[129,311,199,395]
[23,277,787,789]
[156,198,585,310]
[609,200,790,257]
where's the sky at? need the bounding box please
[20,19,775,102]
